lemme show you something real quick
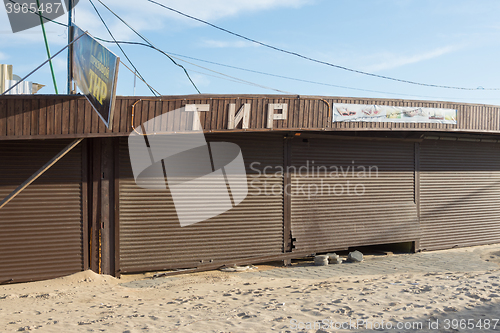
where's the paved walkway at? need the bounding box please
[121,245,500,288]
[239,246,500,280]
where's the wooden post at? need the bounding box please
[414,142,421,252]
[283,136,293,254]
[90,139,101,273]
[100,138,115,275]
[81,139,90,271]
[114,138,121,278]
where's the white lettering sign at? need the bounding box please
[267,103,288,128]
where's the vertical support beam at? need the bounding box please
[81,139,89,271]
[114,138,121,278]
[414,142,421,252]
[283,136,292,254]
[100,138,115,275]
[90,139,101,273]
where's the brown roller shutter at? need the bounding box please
[290,137,419,252]
[118,133,284,273]
[0,140,83,283]
[420,140,500,250]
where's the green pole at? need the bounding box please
[36,0,58,94]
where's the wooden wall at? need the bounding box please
[0,94,499,140]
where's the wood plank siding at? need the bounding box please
[0,94,499,140]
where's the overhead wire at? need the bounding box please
[182,67,292,94]
[164,53,500,101]
[8,0,499,97]
[93,37,292,94]
[145,0,500,92]
[13,0,497,99]
[9,0,160,95]
[1,32,86,95]
[93,38,500,101]
[88,0,158,96]
[95,0,201,94]
[117,59,161,95]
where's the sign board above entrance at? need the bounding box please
[333,103,457,124]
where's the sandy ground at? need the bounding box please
[2,248,500,332]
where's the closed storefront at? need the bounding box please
[3,94,500,280]
[290,136,419,253]
[0,140,84,283]
[420,139,500,250]
[118,133,285,273]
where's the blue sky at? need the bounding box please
[1,0,500,105]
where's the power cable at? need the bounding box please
[118,59,161,95]
[144,54,500,101]
[164,53,461,99]
[96,0,201,94]
[94,38,500,101]
[2,32,86,95]
[88,0,158,96]
[145,0,500,92]
[183,67,292,94]
[93,37,291,94]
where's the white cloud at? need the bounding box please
[75,0,313,34]
[166,0,311,21]
[62,0,313,55]
[0,0,313,48]
[0,51,6,61]
[0,9,68,46]
[363,45,459,72]
[98,0,311,22]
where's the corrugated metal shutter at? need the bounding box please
[118,133,284,273]
[290,137,419,252]
[0,140,83,283]
[420,140,500,250]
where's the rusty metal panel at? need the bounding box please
[0,140,83,283]
[118,133,284,273]
[290,136,419,252]
[419,140,500,251]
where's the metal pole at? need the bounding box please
[1,32,86,96]
[36,0,58,94]
[67,0,74,94]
